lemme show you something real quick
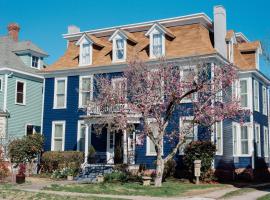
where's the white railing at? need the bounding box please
[87,103,128,116]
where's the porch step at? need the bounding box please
[76,164,114,183]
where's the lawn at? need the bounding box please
[258,194,270,200]
[44,179,225,197]
[0,184,125,200]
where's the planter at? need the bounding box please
[142,176,152,186]
[96,175,104,183]
[67,175,74,181]
[16,174,25,184]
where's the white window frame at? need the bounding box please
[254,80,260,112]
[215,121,223,155]
[233,78,251,109]
[179,116,198,155]
[15,80,26,105]
[77,120,88,152]
[51,121,65,151]
[146,119,163,156]
[149,29,165,59]
[264,126,269,157]
[112,36,127,63]
[78,36,92,66]
[262,86,267,115]
[79,75,93,108]
[0,77,3,92]
[254,123,261,157]
[180,67,197,103]
[111,77,127,100]
[232,122,252,157]
[53,77,67,109]
[31,55,40,69]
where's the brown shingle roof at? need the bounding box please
[238,41,261,52]
[44,23,216,72]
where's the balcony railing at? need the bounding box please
[87,103,128,116]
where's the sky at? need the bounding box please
[0,0,270,76]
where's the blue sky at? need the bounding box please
[1,0,269,76]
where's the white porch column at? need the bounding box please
[84,123,91,163]
[123,129,128,164]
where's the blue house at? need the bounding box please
[42,6,270,178]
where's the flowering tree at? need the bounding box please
[86,58,246,187]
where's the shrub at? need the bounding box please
[0,149,9,180]
[41,151,84,173]
[183,141,216,181]
[104,171,128,183]
[8,134,44,165]
[87,145,96,164]
[163,159,176,180]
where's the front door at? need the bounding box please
[114,131,123,164]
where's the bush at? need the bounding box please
[104,171,128,183]
[87,145,96,164]
[8,134,44,165]
[163,159,176,180]
[183,141,216,181]
[0,149,9,180]
[41,151,84,173]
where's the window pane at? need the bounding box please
[82,92,90,105]
[17,93,24,103]
[17,82,24,92]
[116,39,124,60]
[82,78,91,91]
[153,34,162,56]
[57,80,65,94]
[241,127,248,139]
[54,139,62,151]
[26,125,34,136]
[56,95,65,107]
[240,80,247,93]
[54,124,63,137]
[241,94,248,107]
[241,141,249,154]
[149,139,155,154]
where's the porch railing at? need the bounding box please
[87,103,128,116]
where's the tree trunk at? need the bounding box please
[154,143,164,187]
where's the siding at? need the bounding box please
[18,54,31,67]
[6,74,43,138]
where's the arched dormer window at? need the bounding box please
[145,23,175,59]
[76,33,93,66]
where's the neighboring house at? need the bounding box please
[41,6,270,178]
[0,23,48,150]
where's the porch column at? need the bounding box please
[84,123,91,163]
[123,129,128,164]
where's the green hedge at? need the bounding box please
[183,141,216,181]
[41,151,84,173]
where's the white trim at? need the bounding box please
[15,80,26,106]
[30,55,41,69]
[232,122,252,157]
[78,75,93,108]
[78,36,93,66]
[262,85,267,115]
[254,79,260,112]
[51,121,66,151]
[53,77,67,109]
[3,74,8,111]
[264,126,269,158]
[0,68,43,79]
[112,35,127,63]
[254,123,261,157]
[77,120,88,151]
[215,121,223,156]
[106,126,115,164]
[149,29,165,59]
[145,23,174,38]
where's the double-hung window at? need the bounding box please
[264,126,269,157]
[54,78,67,109]
[240,80,248,107]
[179,117,197,154]
[232,123,250,156]
[254,80,259,111]
[31,56,39,68]
[16,80,26,105]
[79,76,93,107]
[112,78,127,101]
[77,121,87,152]
[262,86,267,115]
[52,121,65,151]
[81,43,90,65]
[215,121,223,155]
[115,39,125,61]
[255,123,261,156]
[146,121,163,156]
[152,33,162,57]
[180,68,195,102]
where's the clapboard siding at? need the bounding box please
[6,74,43,138]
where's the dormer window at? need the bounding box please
[31,56,40,69]
[115,38,125,61]
[76,33,93,66]
[145,23,175,59]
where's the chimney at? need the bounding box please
[68,25,80,34]
[214,6,227,58]
[7,23,20,42]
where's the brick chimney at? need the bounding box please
[7,23,20,42]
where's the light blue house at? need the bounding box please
[0,23,48,150]
[42,6,270,179]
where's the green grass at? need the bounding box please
[44,179,224,197]
[0,184,125,200]
[258,194,270,200]
[221,188,256,199]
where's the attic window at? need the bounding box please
[76,34,93,66]
[81,43,91,65]
[32,56,39,68]
[112,36,126,62]
[152,34,163,57]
